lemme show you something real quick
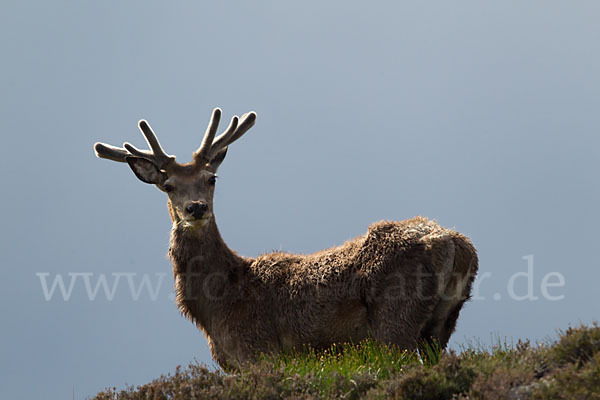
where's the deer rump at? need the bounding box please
[173,217,477,368]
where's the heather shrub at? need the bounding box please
[93,324,600,400]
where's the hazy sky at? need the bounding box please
[1,1,599,398]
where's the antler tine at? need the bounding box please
[94,142,131,163]
[222,112,257,147]
[198,111,257,164]
[138,120,175,168]
[123,142,153,159]
[209,115,239,157]
[195,108,222,161]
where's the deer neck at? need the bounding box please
[168,217,247,332]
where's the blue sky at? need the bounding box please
[1,1,599,398]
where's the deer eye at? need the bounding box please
[208,176,217,186]
[163,184,174,193]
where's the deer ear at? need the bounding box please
[126,157,166,185]
[209,147,228,171]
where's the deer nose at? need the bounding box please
[185,202,208,219]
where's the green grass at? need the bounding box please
[93,323,600,400]
[260,340,424,396]
[268,341,421,379]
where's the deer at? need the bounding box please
[94,108,478,370]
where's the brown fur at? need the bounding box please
[168,215,478,369]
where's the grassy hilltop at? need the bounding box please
[94,323,599,399]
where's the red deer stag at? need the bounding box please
[94,108,478,369]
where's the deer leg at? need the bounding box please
[367,252,452,350]
[419,235,478,348]
[367,295,437,351]
[371,314,429,350]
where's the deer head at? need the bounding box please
[94,108,257,229]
